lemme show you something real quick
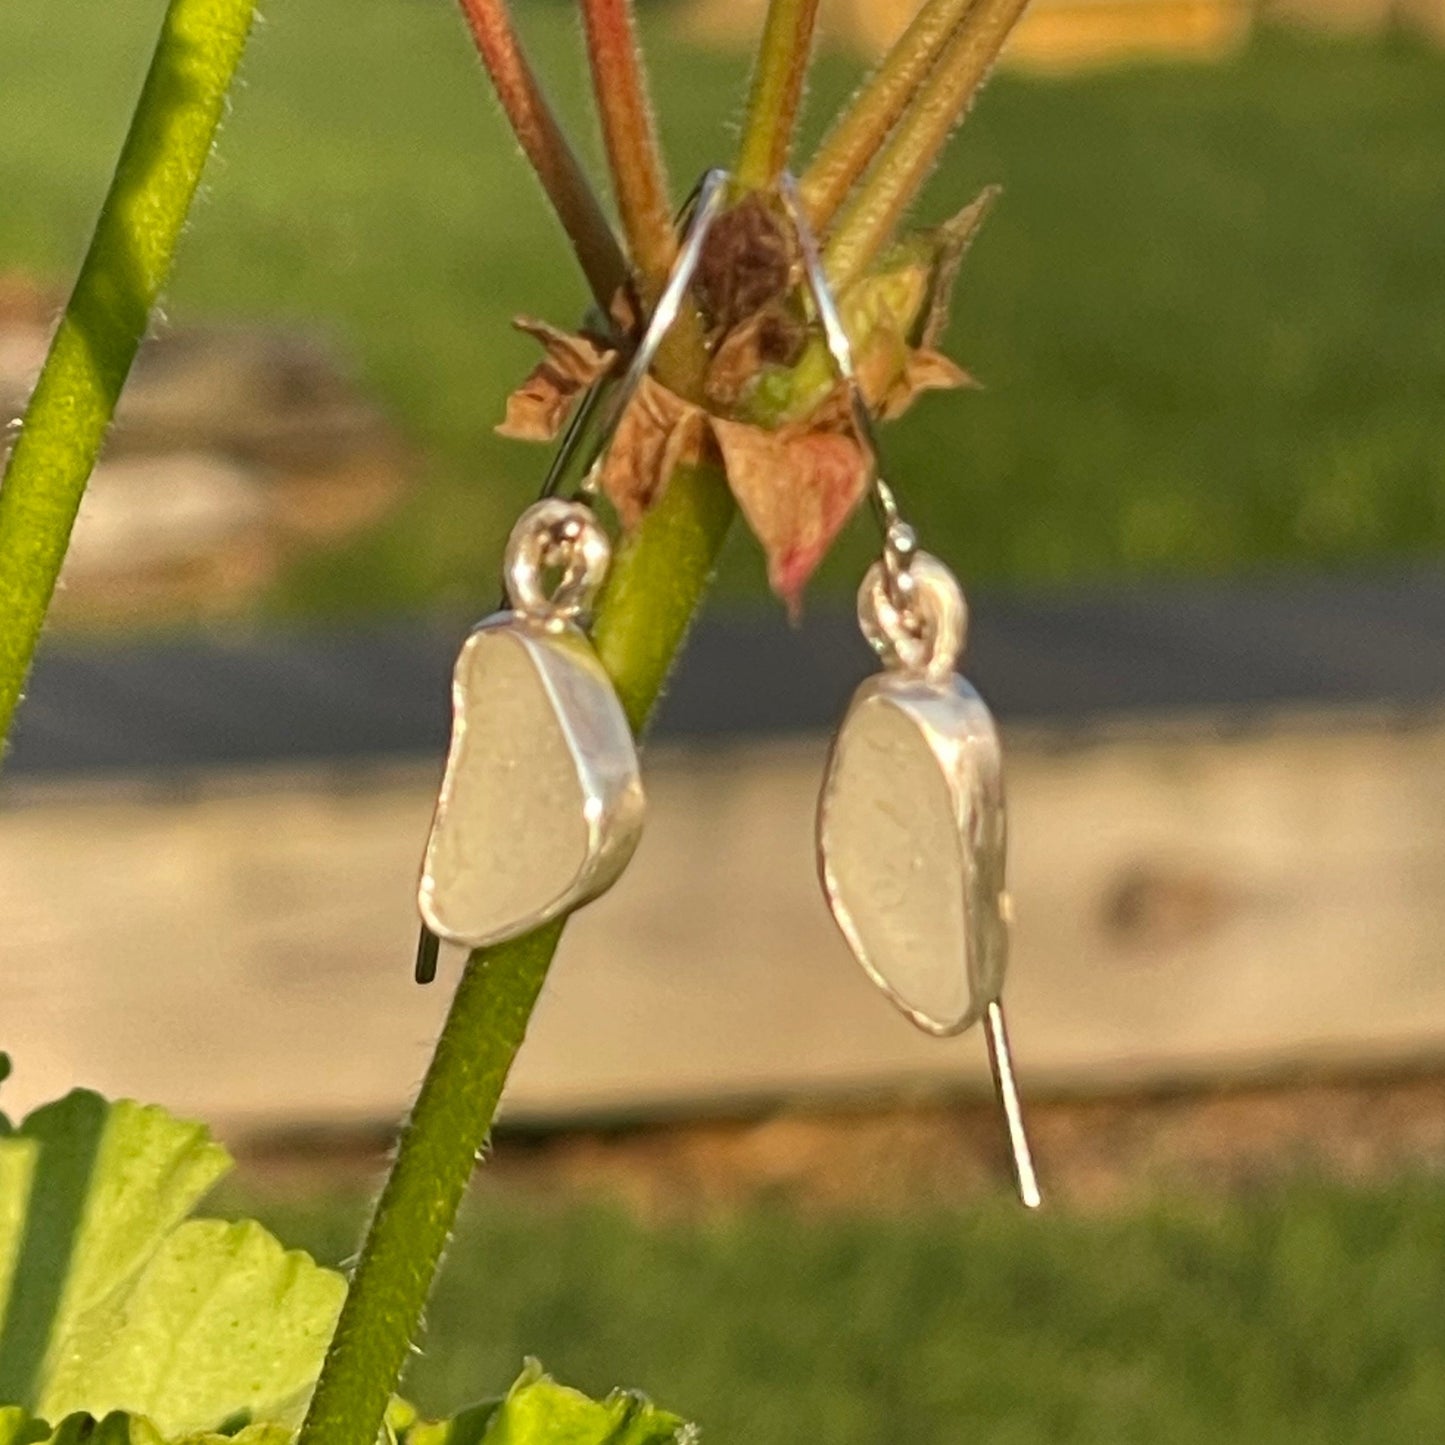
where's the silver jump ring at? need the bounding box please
[504,499,611,621]
[858,551,967,680]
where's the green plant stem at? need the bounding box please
[799,0,979,230]
[456,0,628,311]
[0,0,256,755]
[824,0,1031,293]
[592,463,738,727]
[735,0,822,190]
[301,51,743,1435]
[296,920,563,1445]
[295,462,734,1445]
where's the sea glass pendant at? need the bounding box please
[817,552,1009,1036]
[418,500,644,950]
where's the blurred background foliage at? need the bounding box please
[3,1,1444,619]
[241,1179,1445,1444]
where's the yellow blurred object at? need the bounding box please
[696,0,1445,65]
[1004,0,1251,71]
[679,0,1254,69]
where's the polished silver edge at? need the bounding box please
[418,614,645,948]
[539,621,646,910]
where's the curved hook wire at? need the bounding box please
[581,168,730,488]
[533,168,732,503]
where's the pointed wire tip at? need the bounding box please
[415,925,441,986]
[1018,1173,1044,1212]
[984,999,1043,1210]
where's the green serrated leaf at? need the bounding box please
[0,1086,694,1445]
[399,1397,503,1445]
[0,1406,48,1445]
[5,1366,693,1445]
[41,1220,347,1433]
[452,1361,695,1445]
[0,1092,344,1437]
[0,1411,293,1445]
[2,1362,697,1445]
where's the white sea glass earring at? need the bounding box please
[779,176,1042,1208]
[414,170,730,982]
[417,495,643,955]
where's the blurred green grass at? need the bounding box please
[2,4,1444,616]
[240,1179,1445,1443]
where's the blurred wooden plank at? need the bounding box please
[4,709,1445,1136]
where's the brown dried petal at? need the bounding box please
[704,303,807,411]
[598,376,708,528]
[877,346,978,421]
[608,286,640,338]
[695,194,796,337]
[853,323,913,417]
[712,412,872,615]
[497,317,616,442]
[919,186,999,350]
[842,279,975,422]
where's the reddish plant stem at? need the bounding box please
[457,0,627,310]
[579,0,709,393]
[579,0,677,298]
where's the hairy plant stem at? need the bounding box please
[456,0,628,310]
[579,0,708,389]
[800,0,979,230]
[578,0,675,291]
[0,0,256,755]
[735,0,822,190]
[824,0,1031,292]
[296,463,734,1445]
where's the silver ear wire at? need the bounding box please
[577,168,730,495]
[986,999,1043,1209]
[528,168,731,508]
[780,172,1042,1209]
[775,174,918,606]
